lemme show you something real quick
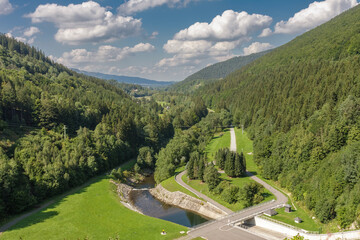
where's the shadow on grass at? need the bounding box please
[8,210,59,232]
[248,171,258,176]
[1,158,135,235]
[261,192,271,199]
[5,175,111,233]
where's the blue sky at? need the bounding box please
[0,0,358,81]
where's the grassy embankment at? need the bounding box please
[161,167,204,201]
[233,128,328,233]
[182,129,274,212]
[204,129,230,163]
[1,160,186,240]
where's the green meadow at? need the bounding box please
[1,176,186,240]
[204,129,230,163]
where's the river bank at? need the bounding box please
[111,176,212,227]
[150,184,227,220]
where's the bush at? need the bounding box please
[213,180,229,195]
[111,168,124,181]
[238,182,264,207]
[221,185,240,204]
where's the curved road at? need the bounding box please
[175,127,288,240]
[175,171,233,214]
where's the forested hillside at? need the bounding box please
[169,50,270,93]
[198,5,360,227]
[0,34,207,220]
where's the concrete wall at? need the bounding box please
[150,184,226,219]
[254,216,360,240]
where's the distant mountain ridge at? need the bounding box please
[185,50,271,81]
[72,69,174,87]
[169,50,271,92]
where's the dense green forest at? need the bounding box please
[169,50,270,93]
[0,34,207,220]
[154,110,232,183]
[197,5,360,228]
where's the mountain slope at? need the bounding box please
[169,50,270,93]
[199,5,360,227]
[0,34,173,219]
[73,69,173,87]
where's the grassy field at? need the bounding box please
[161,167,204,200]
[0,159,138,229]
[1,175,186,239]
[234,128,258,174]
[182,173,274,212]
[265,207,322,232]
[205,129,230,163]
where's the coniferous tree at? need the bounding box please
[215,148,226,169]
[204,163,220,191]
[225,151,235,177]
[187,157,195,179]
[234,153,242,177]
[198,156,206,181]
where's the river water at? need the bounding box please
[129,176,209,227]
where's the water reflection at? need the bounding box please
[130,176,209,227]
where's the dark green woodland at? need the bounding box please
[197,5,360,227]
[0,34,207,219]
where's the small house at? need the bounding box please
[294,217,302,223]
[264,209,277,217]
[285,204,292,213]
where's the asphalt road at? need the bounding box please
[175,171,233,214]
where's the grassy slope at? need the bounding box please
[205,129,230,163]
[182,173,274,212]
[1,175,186,240]
[266,207,321,232]
[161,167,204,200]
[234,128,257,174]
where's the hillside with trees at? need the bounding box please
[169,50,270,93]
[197,5,360,228]
[0,34,207,220]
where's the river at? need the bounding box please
[129,176,209,227]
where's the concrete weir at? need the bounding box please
[149,184,227,220]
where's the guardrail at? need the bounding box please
[260,215,320,234]
[229,203,285,225]
[190,200,285,230]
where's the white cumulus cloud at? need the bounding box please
[118,0,198,15]
[26,1,142,45]
[0,0,13,15]
[243,42,273,55]
[259,28,272,37]
[6,26,41,45]
[174,10,272,41]
[274,0,358,35]
[158,10,272,67]
[23,27,40,37]
[56,43,155,67]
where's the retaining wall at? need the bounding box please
[253,216,360,240]
[149,184,226,219]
